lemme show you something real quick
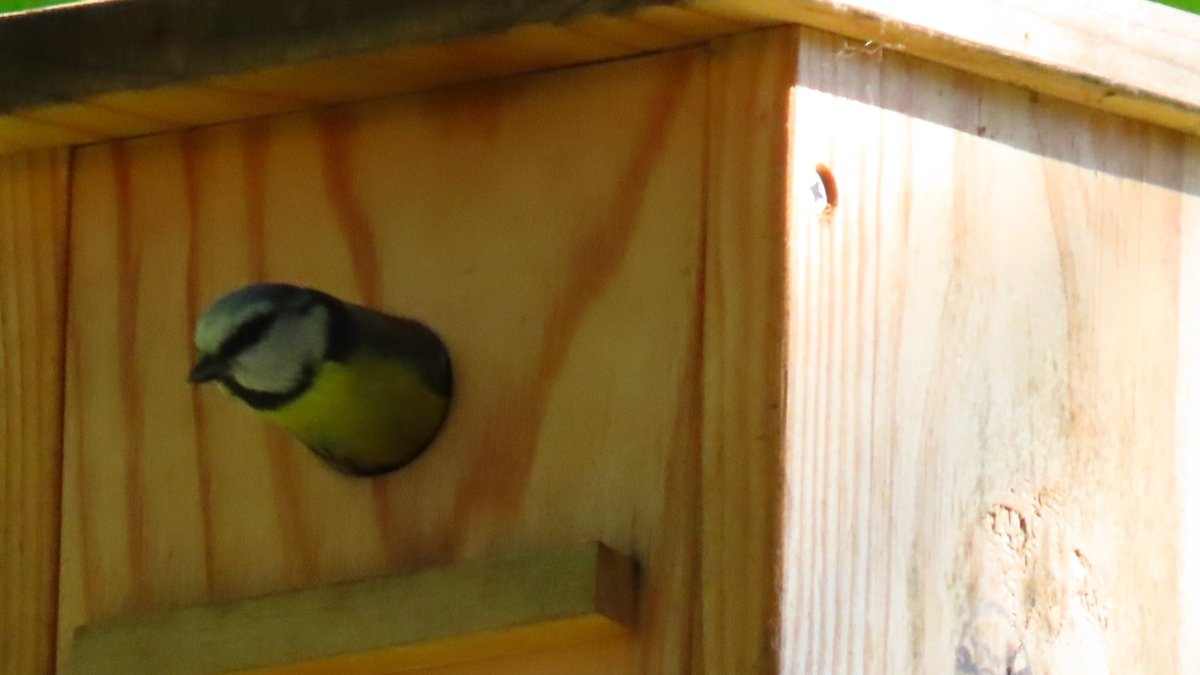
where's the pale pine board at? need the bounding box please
[1,5,743,154]
[0,149,67,675]
[67,544,635,675]
[1176,136,1200,674]
[783,27,1197,674]
[58,50,704,673]
[700,0,1200,135]
[6,0,1200,154]
[701,29,795,674]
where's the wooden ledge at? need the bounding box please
[66,543,637,675]
[706,0,1200,134]
[0,1,749,153]
[1,0,1198,154]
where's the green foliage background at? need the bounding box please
[0,0,73,12]
[1158,0,1200,11]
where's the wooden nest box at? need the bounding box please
[1,0,1198,673]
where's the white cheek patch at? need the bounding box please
[229,306,329,394]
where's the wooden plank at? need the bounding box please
[67,544,635,675]
[1177,136,1200,674]
[0,149,68,674]
[208,24,641,104]
[0,0,652,110]
[57,49,705,673]
[5,0,1200,154]
[0,115,96,149]
[782,25,1196,673]
[699,0,1200,135]
[702,29,796,674]
[0,7,732,155]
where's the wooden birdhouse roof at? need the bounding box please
[1,0,1198,154]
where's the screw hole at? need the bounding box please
[815,163,838,210]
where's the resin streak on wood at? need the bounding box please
[0,149,68,675]
[58,50,705,673]
[0,5,743,154]
[3,0,1199,153]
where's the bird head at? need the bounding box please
[190,283,332,408]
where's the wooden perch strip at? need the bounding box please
[67,543,637,675]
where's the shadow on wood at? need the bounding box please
[67,543,636,675]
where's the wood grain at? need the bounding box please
[4,0,1200,153]
[782,26,1197,674]
[0,148,68,674]
[0,5,740,155]
[42,22,1199,673]
[67,544,635,675]
[58,49,705,674]
[1177,135,1200,675]
[701,0,1200,134]
[701,29,796,674]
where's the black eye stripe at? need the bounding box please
[219,312,278,358]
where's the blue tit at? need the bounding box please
[188,283,452,476]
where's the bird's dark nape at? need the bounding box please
[321,295,357,363]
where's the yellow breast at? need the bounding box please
[260,352,450,474]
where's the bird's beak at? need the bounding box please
[188,354,226,384]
